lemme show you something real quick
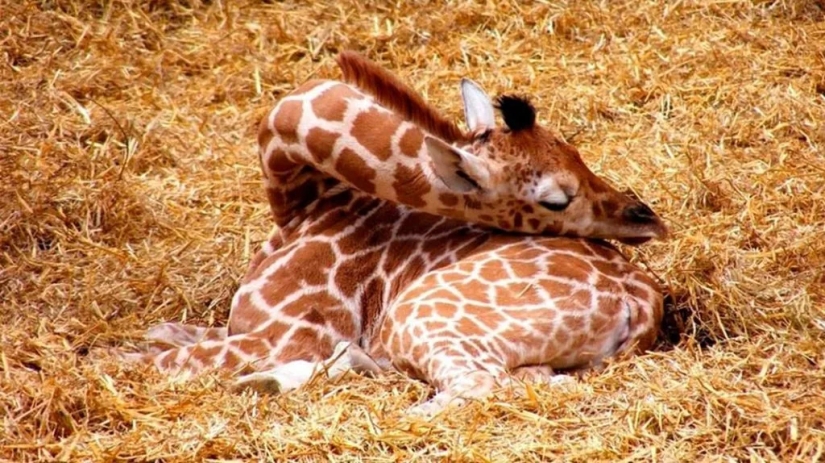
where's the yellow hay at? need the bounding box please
[2,0,824,461]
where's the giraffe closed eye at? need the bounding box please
[538,198,570,212]
[534,175,573,213]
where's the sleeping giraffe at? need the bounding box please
[123,51,668,415]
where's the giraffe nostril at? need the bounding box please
[623,202,657,223]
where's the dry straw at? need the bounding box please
[2,0,824,461]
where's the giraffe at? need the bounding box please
[124,53,668,409]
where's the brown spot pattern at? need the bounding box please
[555,329,570,346]
[465,197,482,210]
[222,350,243,369]
[509,261,542,279]
[393,164,432,208]
[548,256,592,282]
[439,192,459,207]
[282,242,334,286]
[562,315,585,331]
[335,250,382,297]
[425,321,449,332]
[350,107,400,161]
[496,282,543,305]
[382,240,420,275]
[590,260,624,278]
[312,85,361,121]
[305,127,340,163]
[258,116,274,151]
[457,316,485,336]
[600,199,620,217]
[234,336,269,358]
[265,147,296,174]
[280,328,331,362]
[360,277,385,332]
[555,290,592,312]
[399,126,424,157]
[478,263,508,282]
[335,147,377,194]
[339,219,394,255]
[273,100,302,145]
[451,281,490,303]
[394,303,413,323]
[262,321,291,343]
[230,294,274,333]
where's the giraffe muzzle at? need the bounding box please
[622,202,658,223]
[612,201,669,245]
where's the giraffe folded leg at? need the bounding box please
[343,342,387,376]
[507,364,575,386]
[118,338,240,379]
[407,364,578,417]
[232,358,327,395]
[232,341,383,395]
[120,328,294,379]
[144,322,228,349]
[408,368,503,417]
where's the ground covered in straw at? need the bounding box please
[2,0,824,461]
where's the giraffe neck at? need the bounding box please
[258,79,494,236]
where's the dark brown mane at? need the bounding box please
[335,51,469,143]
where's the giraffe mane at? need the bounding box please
[336,51,470,144]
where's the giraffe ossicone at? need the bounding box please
[122,51,667,418]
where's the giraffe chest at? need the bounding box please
[227,197,490,340]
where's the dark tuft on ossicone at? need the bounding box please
[494,94,536,132]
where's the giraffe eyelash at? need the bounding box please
[475,129,492,143]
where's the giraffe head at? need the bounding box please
[425,80,668,245]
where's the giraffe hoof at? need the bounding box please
[233,359,322,395]
[406,395,465,418]
[547,374,575,387]
[324,341,355,378]
[407,401,443,418]
[333,341,384,376]
[233,373,282,395]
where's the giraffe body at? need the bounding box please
[127,52,667,415]
[142,191,496,375]
[363,235,662,414]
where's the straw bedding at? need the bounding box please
[2,0,824,461]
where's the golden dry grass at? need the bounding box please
[2,0,825,461]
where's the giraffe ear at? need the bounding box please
[461,78,496,132]
[424,135,490,193]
